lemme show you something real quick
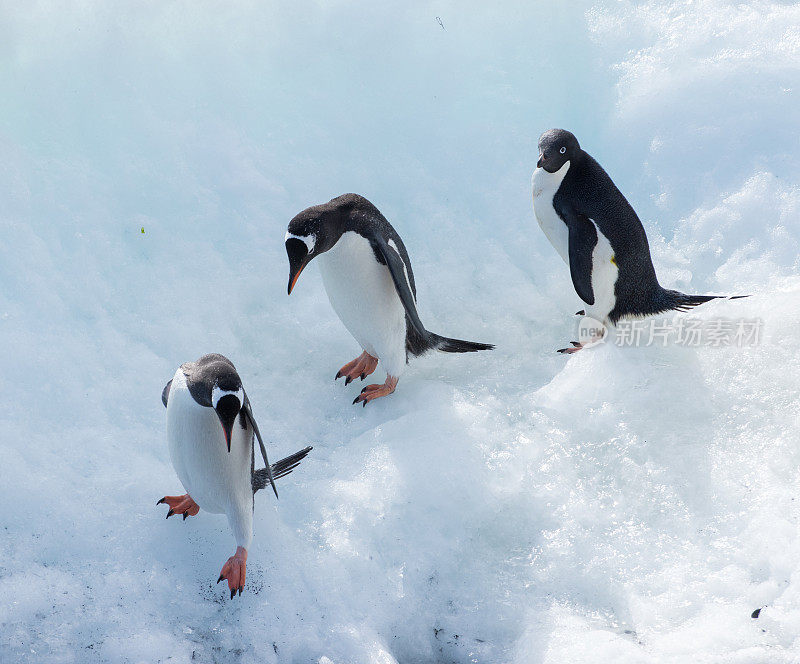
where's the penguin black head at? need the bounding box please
[537,129,581,173]
[185,354,245,453]
[285,194,367,294]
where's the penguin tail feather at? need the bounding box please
[428,332,494,353]
[253,446,313,492]
[658,289,749,314]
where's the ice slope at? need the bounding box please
[1,1,799,662]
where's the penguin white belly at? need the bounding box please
[317,231,408,377]
[532,162,571,263]
[585,221,619,325]
[166,370,252,519]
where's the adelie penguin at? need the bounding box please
[158,353,311,598]
[286,194,494,405]
[532,128,744,353]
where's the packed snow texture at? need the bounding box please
[2,1,800,662]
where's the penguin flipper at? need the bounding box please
[242,392,278,499]
[161,379,173,408]
[373,237,428,339]
[564,211,598,306]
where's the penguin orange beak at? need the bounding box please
[286,238,310,295]
[287,262,307,295]
[221,421,233,452]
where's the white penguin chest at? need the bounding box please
[316,231,408,364]
[586,221,619,322]
[532,161,570,263]
[165,369,252,515]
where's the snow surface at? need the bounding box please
[2,1,800,662]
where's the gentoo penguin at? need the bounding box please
[531,128,744,353]
[285,194,493,405]
[158,353,311,598]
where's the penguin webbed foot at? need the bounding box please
[157,494,200,520]
[335,351,379,385]
[217,547,247,599]
[557,341,584,354]
[353,376,399,406]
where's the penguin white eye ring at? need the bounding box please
[560,146,566,154]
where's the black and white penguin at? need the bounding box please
[286,194,493,405]
[532,128,743,353]
[158,353,311,598]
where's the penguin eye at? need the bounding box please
[560,147,566,154]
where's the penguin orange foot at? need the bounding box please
[217,546,247,598]
[157,494,200,520]
[353,376,399,406]
[335,351,379,385]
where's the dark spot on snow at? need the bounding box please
[752,608,762,619]
[272,643,278,654]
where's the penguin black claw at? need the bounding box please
[238,588,242,596]
[217,575,224,584]
[183,512,189,521]
[557,344,584,355]
[344,376,353,386]
[166,509,174,519]
[230,588,236,600]
[156,497,165,505]
[335,371,342,380]
[360,373,366,381]
[352,396,360,405]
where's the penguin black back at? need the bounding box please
[553,148,663,320]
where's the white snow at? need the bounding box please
[1,2,799,663]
